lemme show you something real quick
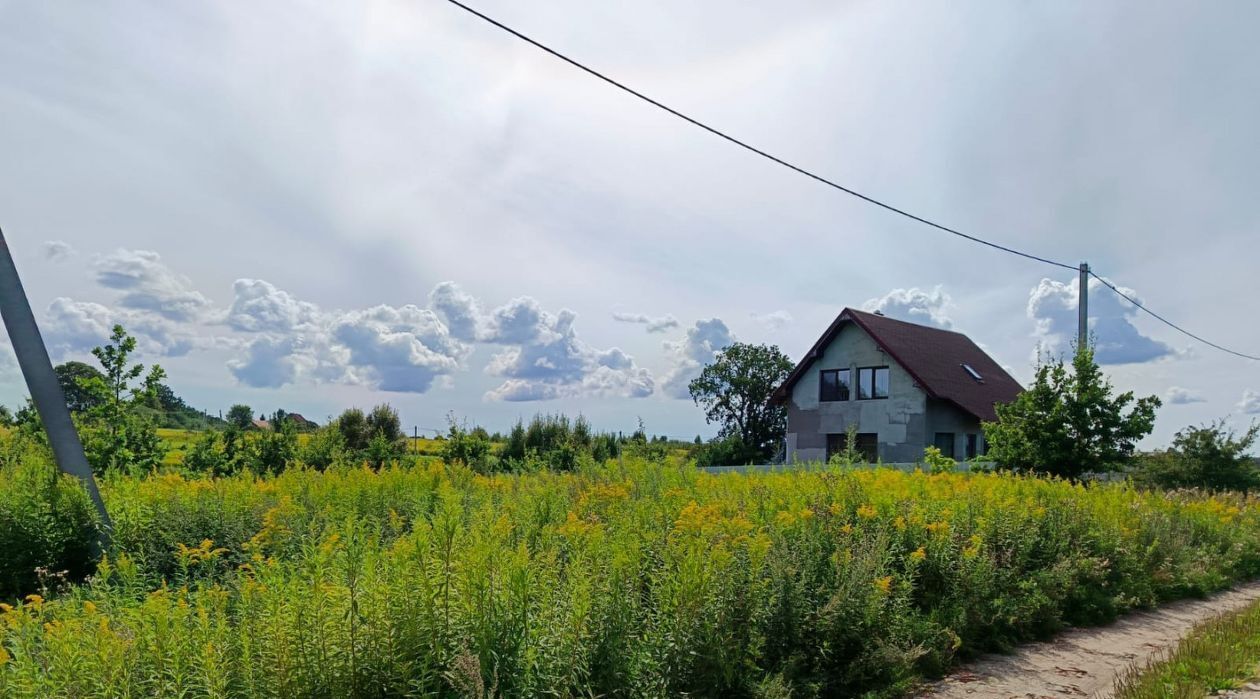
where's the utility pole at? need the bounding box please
[0,228,111,552]
[1078,261,1090,351]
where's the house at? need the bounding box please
[251,419,272,431]
[770,308,1022,464]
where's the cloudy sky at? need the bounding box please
[0,0,1257,443]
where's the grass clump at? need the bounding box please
[2,458,1260,697]
[1112,596,1260,698]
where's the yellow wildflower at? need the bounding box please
[874,575,894,595]
[24,594,43,608]
[857,504,877,519]
[0,645,9,665]
[894,516,906,531]
[83,601,97,614]
[799,507,815,521]
[840,523,854,535]
[909,547,926,563]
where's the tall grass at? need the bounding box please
[1112,596,1260,698]
[2,457,1260,697]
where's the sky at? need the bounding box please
[0,0,1257,445]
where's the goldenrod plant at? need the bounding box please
[2,450,1260,696]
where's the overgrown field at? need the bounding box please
[3,454,1260,698]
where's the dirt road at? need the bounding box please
[917,581,1260,698]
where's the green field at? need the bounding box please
[3,452,1260,697]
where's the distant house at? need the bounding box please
[770,308,1022,464]
[251,419,272,431]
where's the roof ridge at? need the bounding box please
[844,307,969,338]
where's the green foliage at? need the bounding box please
[499,413,615,471]
[299,424,348,472]
[440,418,494,472]
[249,418,299,476]
[826,424,864,468]
[226,404,254,430]
[3,459,1260,696]
[694,434,761,468]
[1135,420,1260,492]
[688,342,794,462]
[0,447,97,601]
[73,325,166,476]
[53,361,106,413]
[921,446,956,475]
[334,405,407,467]
[983,345,1161,478]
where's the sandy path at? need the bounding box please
[916,581,1260,699]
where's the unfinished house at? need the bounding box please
[770,308,1022,464]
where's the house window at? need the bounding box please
[819,369,851,402]
[857,367,889,399]
[826,432,879,463]
[965,434,978,459]
[962,364,984,382]
[933,432,956,459]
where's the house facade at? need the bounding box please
[770,308,1022,464]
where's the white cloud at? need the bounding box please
[227,335,303,388]
[430,281,485,342]
[226,279,320,333]
[1240,390,1260,415]
[481,298,654,401]
[41,240,74,262]
[1028,276,1175,364]
[42,297,195,358]
[863,287,952,329]
[330,304,470,393]
[660,318,734,399]
[751,310,793,331]
[612,312,680,333]
[1165,386,1205,405]
[94,249,212,322]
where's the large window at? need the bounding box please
[857,367,890,400]
[934,432,956,459]
[819,369,851,402]
[965,434,979,459]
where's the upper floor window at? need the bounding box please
[819,369,851,402]
[857,366,889,399]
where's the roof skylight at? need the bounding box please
[962,364,983,382]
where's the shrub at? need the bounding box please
[0,455,97,601]
[1134,420,1260,491]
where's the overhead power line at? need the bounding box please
[1088,272,1259,361]
[441,0,1259,363]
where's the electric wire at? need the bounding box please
[442,0,1259,362]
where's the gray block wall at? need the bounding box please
[786,322,929,464]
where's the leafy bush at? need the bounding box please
[1134,420,1260,492]
[0,452,97,601]
[3,458,1260,696]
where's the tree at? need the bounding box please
[336,408,370,451]
[226,404,254,430]
[688,342,794,463]
[983,345,1160,478]
[54,361,107,413]
[76,325,167,475]
[1135,420,1260,491]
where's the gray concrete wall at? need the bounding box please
[924,398,984,459]
[786,322,928,463]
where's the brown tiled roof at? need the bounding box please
[771,308,1022,422]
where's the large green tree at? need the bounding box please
[54,361,107,413]
[688,342,794,463]
[983,345,1160,478]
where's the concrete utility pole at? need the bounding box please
[0,228,112,552]
[1078,261,1089,351]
